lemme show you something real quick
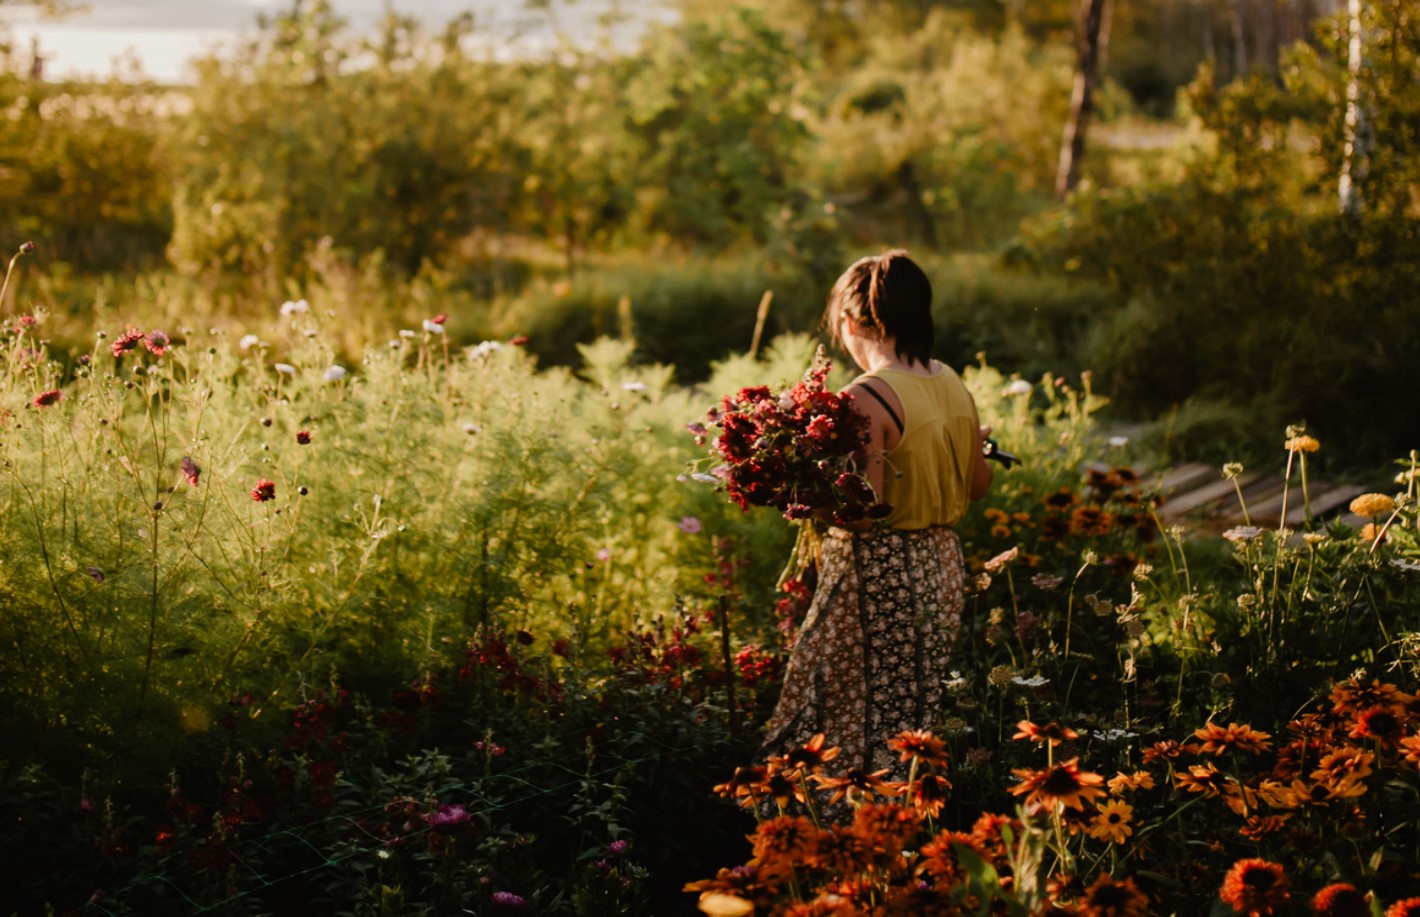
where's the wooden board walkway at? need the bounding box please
[1147,462,1371,532]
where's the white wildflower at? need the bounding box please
[279,298,310,316]
[1096,728,1138,742]
[1002,379,1032,397]
[399,329,417,339]
[1011,674,1050,688]
[239,334,262,351]
[422,319,445,335]
[1223,525,1265,543]
[1109,435,1130,448]
[274,363,297,376]
[468,340,503,360]
[323,365,347,382]
[621,381,648,392]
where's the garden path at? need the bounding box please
[1147,462,1369,533]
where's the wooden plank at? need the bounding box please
[1155,463,1218,494]
[1224,477,1290,523]
[1283,484,1366,527]
[1158,473,1262,519]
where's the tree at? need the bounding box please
[626,7,812,248]
[1055,0,1111,198]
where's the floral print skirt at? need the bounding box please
[760,525,967,780]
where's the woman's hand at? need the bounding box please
[970,423,995,501]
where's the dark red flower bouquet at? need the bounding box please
[690,349,891,526]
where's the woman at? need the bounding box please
[760,250,993,791]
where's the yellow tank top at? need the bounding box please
[857,363,980,530]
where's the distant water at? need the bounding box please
[2,0,667,84]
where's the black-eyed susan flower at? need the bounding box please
[1086,799,1133,844]
[1014,720,1080,747]
[887,729,950,767]
[812,768,898,807]
[1107,770,1156,794]
[1348,706,1406,745]
[1239,813,1290,840]
[1009,758,1106,811]
[908,771,952,819]
[1219,858,1290,916]
[1077,872,1150,917]
[1174,761,1230,797]
[1193,721,1273,755]
[1310,883,1370,917]
[776,733,841,776]
[750,815,819,866]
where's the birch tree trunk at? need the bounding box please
[1338,0,1369,214]
[1055,0,1110,199]
[1230,0,1250,77]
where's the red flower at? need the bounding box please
[111,327,144,357]
[251,479,276,502]
[1219,859,1290,916]
[1311,884,1370,917]
[155,825,178,853]
[1387,899,1420,917]
[430,313,447,325]
[32,389,62,407]
[296,430,312,445]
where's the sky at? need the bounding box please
[2,1,650,83]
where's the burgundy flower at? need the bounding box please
[111,327,144,358]
[296,430,312,445]
[251,479,276,502]
[180,456,201,487]
[20,240,35,255]
[32,389,62,407]
[508,335,528,346]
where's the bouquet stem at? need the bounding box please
[777,522,823,592]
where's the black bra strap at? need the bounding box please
[855,379,904,435]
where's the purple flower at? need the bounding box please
[607,839,629,856]
[87,566,105,584]
[427,803,471,830]
[180,456,201,487]
[491,891,527,909]
[677,516,702,534]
